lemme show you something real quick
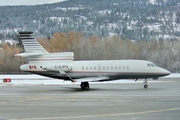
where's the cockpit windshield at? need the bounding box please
[147,63,157,67]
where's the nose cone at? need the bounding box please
[161,68,171,77]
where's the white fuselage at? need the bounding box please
[17,31,171,90]
[20,60,170,81]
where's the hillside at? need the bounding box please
[0,0,180,41]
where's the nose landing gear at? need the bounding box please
[144,79,148,88]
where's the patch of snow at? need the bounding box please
[108,23,118,29]
[162,73,180,78]
[149,0,157,5]
[98,10,112,15]
[86,21,94,25]
[113,3,118,6]
[0,73,178,86]
[53,7,86,12]
[146,24,161,31]
[49,17,70,23]
[109,33,118,37]
[0,39,17,45]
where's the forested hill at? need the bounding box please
[0,0,180,41]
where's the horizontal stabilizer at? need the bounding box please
[15,52,45,57]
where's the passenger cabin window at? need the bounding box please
[82,67,84,70]
[103,66,105,70]
[90,67,92,70]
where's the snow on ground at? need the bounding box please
[162,73,180,78]
[0,73,178,86]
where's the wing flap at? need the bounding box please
[74,76,110,83]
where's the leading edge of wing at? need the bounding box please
[74,76,110,83]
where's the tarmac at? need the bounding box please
[0,78,180,120]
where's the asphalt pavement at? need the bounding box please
[0,78,179,120]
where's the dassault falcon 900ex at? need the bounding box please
[16,32,171,90]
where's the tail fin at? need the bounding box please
[16,32,74,63]
[16,32,48,57]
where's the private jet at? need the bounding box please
[16,32,171,90]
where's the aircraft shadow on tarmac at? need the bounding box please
[19,86,103,94]
[22,85,162,94]
[60,86,161,92]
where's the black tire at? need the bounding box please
[84,85,89,90]
[80,83,85,89]
[144,84,148,88]
[80,82,90,90]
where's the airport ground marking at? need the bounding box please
[10,107,180,120]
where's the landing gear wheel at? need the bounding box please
[80,83,84,89]
[84,85,89,90]
[143,79,148,89]
[144,84,148,88]
[80,82,90,90]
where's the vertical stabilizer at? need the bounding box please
[18,32,48,55]
[16,32,74,63]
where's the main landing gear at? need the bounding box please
[80,82,90,90]
[144,79,148,89]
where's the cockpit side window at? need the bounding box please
[147,63,157,67]
[147,63,151,67]
[152,63,157,67]
[151,64,154,67]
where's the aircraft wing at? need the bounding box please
[58,68,110,82]
[74,76,110,83]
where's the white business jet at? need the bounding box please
[16,32,171,90]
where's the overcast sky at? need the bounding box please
[0,0,67,6]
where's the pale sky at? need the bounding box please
[0,0,67,6]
